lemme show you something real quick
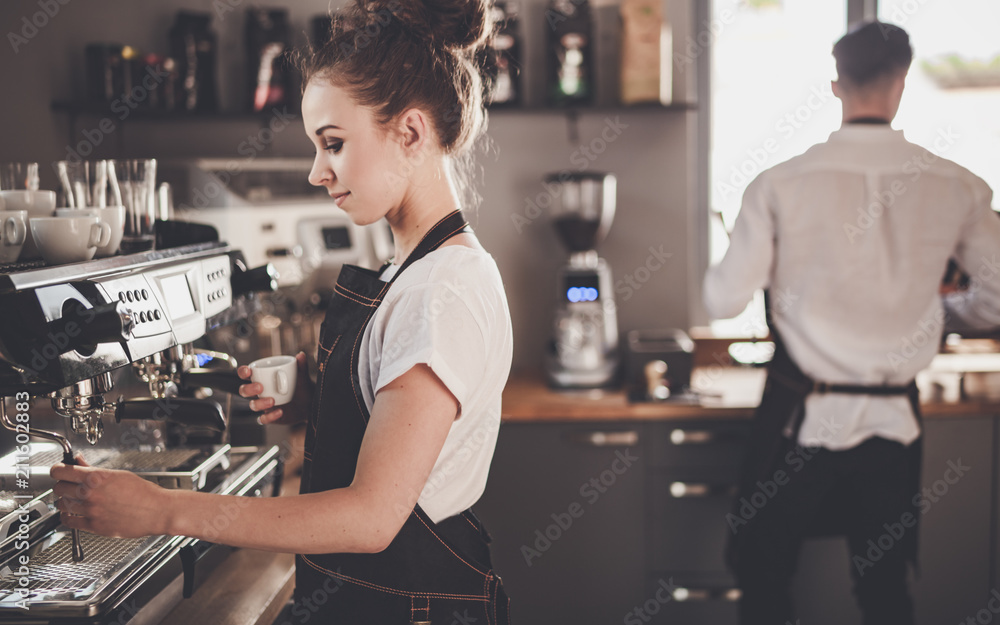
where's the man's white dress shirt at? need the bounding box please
[705,125,1000,450]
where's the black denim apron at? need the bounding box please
[295,210,510,624]
[727,294,923,570]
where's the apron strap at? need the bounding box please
[811,380,913,395]
[763,290,914,397]
[393,209,471,278]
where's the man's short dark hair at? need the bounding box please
[833,21,913,87]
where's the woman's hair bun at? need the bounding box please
[364,0,494,52]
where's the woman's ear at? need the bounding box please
[397,108,429,153]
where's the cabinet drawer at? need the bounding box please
[647,470,736,574]
[644,421,749,475]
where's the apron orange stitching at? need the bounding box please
[336,284,382,302]
[414,513,489,577]
[301,556,490,600]
[348,281,393,424]
[462,513,479,532]
[333,287,381,307]
[491,577,497,625]
[313,336,340,435]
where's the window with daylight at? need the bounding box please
[877,0,1000,195]
[708,0,847,336]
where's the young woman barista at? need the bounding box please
[50,1,514,621]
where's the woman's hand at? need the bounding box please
[238,351,313,426]
[50,455,174,539]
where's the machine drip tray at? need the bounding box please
[0,443,232,491]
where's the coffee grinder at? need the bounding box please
[545,172,619,387]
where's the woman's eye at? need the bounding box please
[324,141,343,153]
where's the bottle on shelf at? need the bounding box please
[246,8,294,113]
[169,11,219,113]
[620,0,672,105]
[545,0,593,107]
[486,2,522,108]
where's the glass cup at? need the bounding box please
[55,160,110,208]
[109,158,157,254]
[0,162,40,191]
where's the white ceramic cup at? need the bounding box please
[29,216,111,265]
[55,205,126,257]
[248,355,298,406]
[0,190,56,259]
[0,210,28,264]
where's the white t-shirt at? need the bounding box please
[704,125,1000,450]
[358,245,513,523]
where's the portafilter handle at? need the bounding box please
[178,368,244,395]
[46,301,134,355]
[231,262,279,298]
[114,397,226,432]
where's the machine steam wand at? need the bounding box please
[0,397,86,562]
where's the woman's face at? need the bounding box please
[302,79,408,225]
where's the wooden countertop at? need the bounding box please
[502,368,1000,422]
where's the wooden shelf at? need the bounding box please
[51,99,695,122]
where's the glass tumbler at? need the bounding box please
[109,159,157,253]
[0,162,40,191]
[55,160,110,208]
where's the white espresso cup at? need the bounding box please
[0,210,28,264]
[30,216,111,265]
[248,355,298,406]
[55,205,126,257]
[0,190,56,260]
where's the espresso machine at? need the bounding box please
[0,236,283,623]
[545,172,620,387]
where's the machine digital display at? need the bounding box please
[160,274,196,318]
[322,226,352,251]
[565,275,600,303]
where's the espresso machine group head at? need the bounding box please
[544,171,620,388]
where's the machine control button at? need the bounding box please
[126,291,134,302]
[133,289,141,301]
[141,289,149,300]
[139,312,147,323]
[153,309,162,320]
[118,291,126,302]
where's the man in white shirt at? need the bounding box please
[705,21,1000,625]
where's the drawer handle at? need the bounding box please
[570,431,640,447]
[668,482,737,498]
[669,429,715,445]
[672,587,741,602]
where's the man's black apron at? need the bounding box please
[728,297,923,570]
[296,210,510,624]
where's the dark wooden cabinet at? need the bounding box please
[478,415,997,625]
[476,422,647,625]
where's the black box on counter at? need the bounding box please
[624,329,695,402]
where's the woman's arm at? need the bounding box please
[50,363,459,554]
